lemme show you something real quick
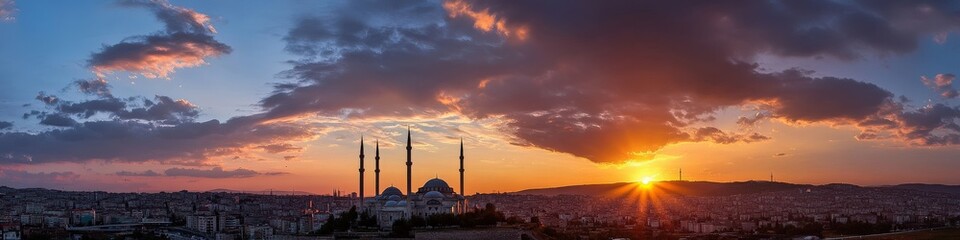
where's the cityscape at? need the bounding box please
[3,0,960,239]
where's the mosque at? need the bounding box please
[355,129,467,228]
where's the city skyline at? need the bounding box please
[3,0,960,195]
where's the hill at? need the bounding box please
[513,181,810,197]
[206,189,315,195]
[889,183,960,195]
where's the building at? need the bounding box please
[356,129,467,228]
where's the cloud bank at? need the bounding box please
[89,0,230,79]
[117,167,287,178]
[0,1,309,166]
[258,0,960,163]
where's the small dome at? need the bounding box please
[381,186,403,197]
[388,195,402,201]
[385,200,398,207]
[424,191,444,198]
[397,200,407,207]
[422,178,451,189]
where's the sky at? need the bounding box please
[2,0,960,194]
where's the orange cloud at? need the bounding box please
[90,33,230,79]
[443,0,527,40]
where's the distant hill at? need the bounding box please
[206,189,315,195]
[513,181,810,197]
[889,183,960,195]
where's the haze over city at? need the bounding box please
[2,0,960,196]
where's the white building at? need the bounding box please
[355,130,467,229]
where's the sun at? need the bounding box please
[639,176,656,186]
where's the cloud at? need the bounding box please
[0,1,310,167]
[6,78,317,166]
[0,121,11,130]
[116,167,286,178]
[38,113,78,127]
[73,78,113,98]
[0,115,317,165]
[257,143,303,154]
[115,95,200,123]
[0,169,79,188]
[35,92,59,105]
[163,167,286,178]
[891,103,960,145]
[119,0,217,34]
[89,0,230,79]
[692,127,770,144]
[922,73,959,99]
[254,1,960,163]
[116,170,161,177]
[31,90,199,124]
[737,112,768,128]
[0,168,148,191]
[0,0,15,22]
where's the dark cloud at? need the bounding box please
[116,170,161,177]
[257,143,303,154]
[73,78,113,98]
[692,127,770,144]
[254,0,960,163]
[32,88,199,123]
[0,114,317,165]
[115,95,199,123]
[35,92,58,105]
[0,169,79,188]
[116,167,286,178]
[163,167,286,178]
[89,0,230,79]
[38,114,78,127]
[768,70,895,123]
[922,74,959,99]
[56,98,127,118]
[0,121,11,130]
[737,113,768,128]
[892,104,960,145]
[0,168,148,191]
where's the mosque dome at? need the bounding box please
[388,195,402,201]
[424,191,444,198]
[381,186,403,197]
[418,178,455,194]
[423,178,450,189]
[385,200,398,207]
[397,200,407,207]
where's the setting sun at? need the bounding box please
[640,176,655,185]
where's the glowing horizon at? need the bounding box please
[2,0,960,194]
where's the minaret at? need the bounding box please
[375,140,381,197]
[459,138,465,214]
[406,127,413,196]
[679,168,682,181]
[770,172,774,182]
[459,138,465,197]
[359,136,365,207]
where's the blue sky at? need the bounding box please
[1,0,960,193]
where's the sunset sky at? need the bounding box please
[2,0,960,194]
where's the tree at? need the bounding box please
[410,215,427,227]
[390,218,413,237]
